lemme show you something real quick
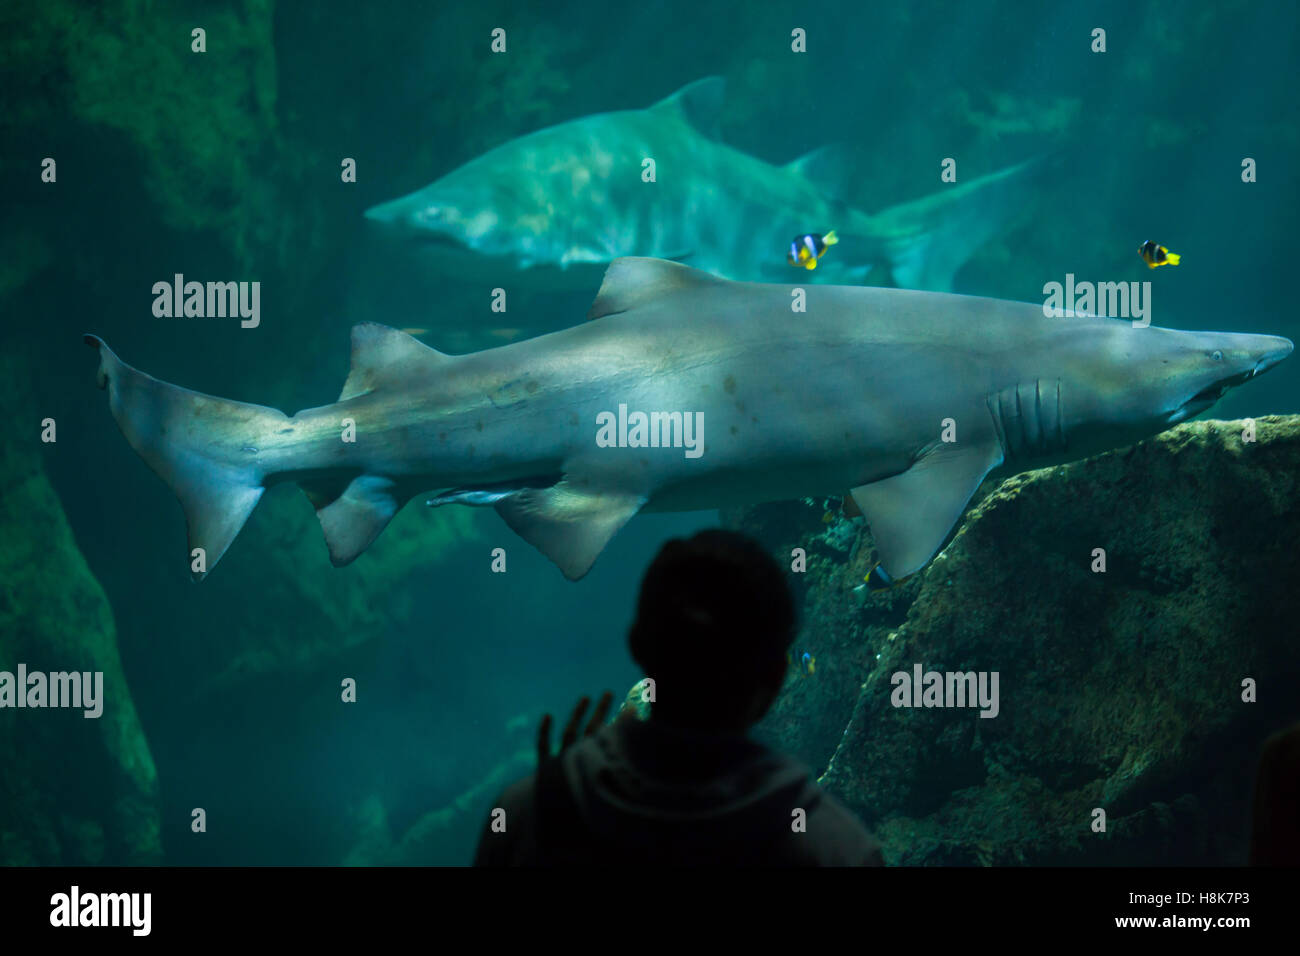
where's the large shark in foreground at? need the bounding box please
[365,78,1039,295]
[86,259,1290,583]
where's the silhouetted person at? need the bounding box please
[1250,722,1300,865]
[474,529,883,866]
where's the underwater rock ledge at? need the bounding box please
[0,355,161,864]
[733,416,1300,865]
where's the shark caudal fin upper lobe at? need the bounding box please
[85,335,287,581]
[87,326,448,581]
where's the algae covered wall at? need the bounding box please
[1,0,1296,865]
[738,418,1300,865]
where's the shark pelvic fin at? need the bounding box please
[650,76,726,139]
[314,475,408,566]
[587,257,725,320]
[493,477,646,580]
[339,323,452,401]
[850,440,1003,580]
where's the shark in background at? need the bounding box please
[86,259,1290,585]
[363,77,1042,309]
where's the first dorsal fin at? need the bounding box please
[586,257,727,320]
[339,323,451,401]
[783,144,853,201]
[649,76,726,139]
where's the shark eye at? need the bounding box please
[1211,350,1224,361]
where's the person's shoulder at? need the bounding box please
[803,785,885,866]
[473,771,540,866]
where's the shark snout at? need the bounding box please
[363,196,414,227]
[363,199,392,222]
[1206,332,1292,385]
[1249,335,1293,377]
[1164,331,1292,423]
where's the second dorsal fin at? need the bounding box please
[649,77,726,139]
[586,257,727,321]
[339,323,451,401]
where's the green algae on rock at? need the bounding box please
[733,417,1300,865]
[0,356,162,865]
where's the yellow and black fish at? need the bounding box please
[787,230,838,270]
[1138,240,1180,269]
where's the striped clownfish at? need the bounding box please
[787,230,838,270]
[1138,240,1180,270]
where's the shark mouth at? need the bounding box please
[1179,364,1266,418]
[1189,363,1270,405]
[412,231,468,252]
[1187,381,1232,406]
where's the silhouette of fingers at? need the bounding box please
[585,691,614,737]
[560,696,590,752]
[537,712,553,764]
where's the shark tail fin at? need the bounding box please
[859,157,1045,292]
[85,335,288,581]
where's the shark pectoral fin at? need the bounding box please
[339,323,453,401]
[314,475,406,566]
[586,257,726,320]
[493,479,646,580]
[650,76,725,139]
[850,441,1003,580]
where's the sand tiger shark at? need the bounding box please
[86,258,1291,583]
[364,77,1040,294]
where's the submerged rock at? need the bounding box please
[733,416,1300,865]
[0,355,161,864]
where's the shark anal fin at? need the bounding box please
[315,475,406,566]
[494,478,645,580]
[299,477,349,511]
[339,323,452,401]
[850,441,1003,580]
[587,257,725,320]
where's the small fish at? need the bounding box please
[787,650,816,674]
[399,327,431,336]
[865,563,902,592]
[822,510,835,524]
[1138,240,1180,270]
[787,230,838,270]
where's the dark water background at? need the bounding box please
[3,0,1296,864]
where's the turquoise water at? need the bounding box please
[2,0,1296,865]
